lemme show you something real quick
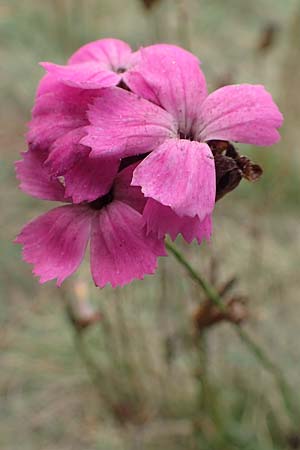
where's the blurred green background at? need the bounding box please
[1,0,300,449]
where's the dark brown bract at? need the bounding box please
[207,140,263,201]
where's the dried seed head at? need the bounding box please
[214,154,243,201]
[208,140,263,201]
[193,297,248,332]
[237,156,263,182]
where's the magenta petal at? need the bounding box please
[125,44,207,134]
[83,87,176,158]
[90,201,166,288]
[36,73,61,97]
[45,128,89,176]
[143,199,212,244]
[41,62,121,90]
[114,164,146,214]
[28,83,97,152]
[132,139,216,220]
[197,84,283,145]
[64,156,119,204]
[15,206,91,286]
[68,38,133,70]
[40,39,134,90]
[15,149,65,202]
[28,82,100,175]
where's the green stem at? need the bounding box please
[235,326,298,421]
[166,240,300,426]
[63,305,105,393]
[165,242,225,310]
[60,289,114,407]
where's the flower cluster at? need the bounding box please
[15,38,283,287]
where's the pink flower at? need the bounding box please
[27,75,119,203]
[40,38,139,90]
[83,44,283,242]
[27,38,140,204]
[15,150,166,287]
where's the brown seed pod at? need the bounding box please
[208,140,263,201]
[193,297,248,332]
[214,154,243,201]
[237,156,263,182]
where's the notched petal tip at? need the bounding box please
[143,199,213,245]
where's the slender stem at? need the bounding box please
[166,240,300,425]
[73,328,103,388]
[62,301,104,390]
[60,286,113,405]
[235,326,298,421]
[166,242,225,310]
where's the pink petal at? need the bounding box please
[64,156,119,204]
[124,44,207,135]
[83,87,176,159]
[132,139,216,220]
[15,206,91,286]
[114,163,146,214]
[90,201,166,288]
[143,199,212,244]
[41,62,121,90]
[15,149,66,202]
[69,38,133,70]
[196,84,283,145]
[36,73,61,97]
[40,39,135,90]
[28,82,100,174]
[28,83,96,150]
[44,128,89,176]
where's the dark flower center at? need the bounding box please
[179,131,195,141]
[89,188,114,210]
[116,67,126,74]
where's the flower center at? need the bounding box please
[179,131,195,141]
[116,67,126,74]
[88,188,114,210]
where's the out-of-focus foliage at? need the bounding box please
[1,1,300,449]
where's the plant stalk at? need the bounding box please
[166,240,300,426]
